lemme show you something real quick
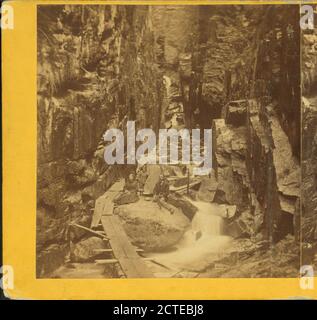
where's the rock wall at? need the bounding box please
[151,6,255,130]
[302,25,317,265]
[37,5,165,276]
[149,5,300,247]
[246,6,300,243]
[151,5,199,128]
[199,6,300,245]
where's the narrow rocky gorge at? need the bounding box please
[37,5,301,278]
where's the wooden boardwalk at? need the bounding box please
[92,180,154,278]
[91,180,124,228]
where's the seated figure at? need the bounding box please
[113,173,139,206]
[153,175,174,214]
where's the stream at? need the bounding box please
[146,199,232,273]
[52,198,233,278]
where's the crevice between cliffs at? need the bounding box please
[37,5,300,278]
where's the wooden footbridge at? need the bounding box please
[89,181,154,278]
[70,176,192,278]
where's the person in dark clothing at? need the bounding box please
[153,175,174,214]
[136,165,148,195]
[153,175,169,200]
[123,173,139,193]
[113,173,139,205]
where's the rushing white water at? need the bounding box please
[148,200,232,272]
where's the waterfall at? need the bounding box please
[148,76,231,273]
[191,202,223,236]
[148,199,232,272]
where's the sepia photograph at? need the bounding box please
[36,4,302,279]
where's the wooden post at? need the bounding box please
[187,167,190,195]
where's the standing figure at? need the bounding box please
[136,165,148,195]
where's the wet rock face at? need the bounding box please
[37,5,165,276]
[116,199,190,251]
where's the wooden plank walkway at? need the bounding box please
[91,181,124,228]
[100,215,153,278]
[92,180,154,278]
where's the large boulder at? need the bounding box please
[212,119,250,211]
[217,204,237,219]
[224,211,254,238]
[115,199,190,250]
[167,194,198,220]
[197,175,218,202]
